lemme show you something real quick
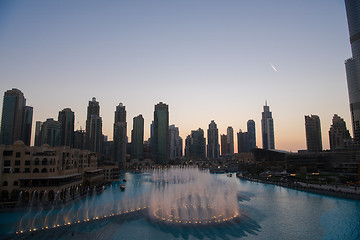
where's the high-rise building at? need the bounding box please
[22,106,33,146]
[185,135,191,159]
[85,97,100,150]
[247,120,256,151]
[345,0,360,142]
[227,126,234,156]
[237,130,247,153]
[34,121,42,146]
[40,118,61,147]
[89,117,102,154]
[0,88,33,146]
[329,114,352,150]
[131,115,144,160]
[58,108,74,147]
[169,124,182,160]
[207,120,220,159]
[113,103,127,168]
[305,115,322,152]
[153,102,169,164]
[187,128,206,160]
[261,102,275,150]
[220,134,228,156]
[73,130,85,150]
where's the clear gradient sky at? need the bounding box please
[0,0,352,152]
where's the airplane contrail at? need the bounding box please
[270,63,277,72]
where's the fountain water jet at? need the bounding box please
[148,167,240,225]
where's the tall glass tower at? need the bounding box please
[345,0,360,141]
[58,108,75,147]
[113,103,127,168]
[207,120,220,159]
[153,102,169,164]
[0,88,32,146]
[261,102,275,150]
[131,114,144,160]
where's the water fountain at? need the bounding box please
[11,167,240,237]
[149,167,240,225]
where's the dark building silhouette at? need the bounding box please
[22,106,33,146]
[113,103,127,168]
[345,0,360,142]
[34,121,42,146]
[0,88,33,146]
[329,114,352,150]
[74,130,85,150]
[221,134,228,156]
[227,126,234,156]
[153,102,169,164]
[169,124,182,160]
[85,97,100,150]
[187,128,206,160]
[247,119,256,151]
[39,118,61,147]
[261,102,275,150]
[237,130,247,153]
[207,120,220,159]
[131,115,144,160]
[58,108,74,147]
[305,115,322,152]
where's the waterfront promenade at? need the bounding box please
[237,175,360,200]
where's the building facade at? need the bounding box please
[131,115,144,160]
[113,103,127,168]
[261,102,275,150]
[85,97,100,151]
[0,89,33,146]
[305,115,323,152]
[329,114,352,150]
[345,0,360,142]
[227,126,234,156]
[169,124,182,160]
[153,102,169,164]
[58,108,75,147]
[207,120,220,159]
[187,128,206,160]
[247,120,256,151]
[0,141,99,204]
[39,118,62,147]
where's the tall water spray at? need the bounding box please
[148,167,240,225]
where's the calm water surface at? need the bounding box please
[0,172,359,240]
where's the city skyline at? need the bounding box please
[0,0,351,152]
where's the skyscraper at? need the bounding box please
[0,88,33,146]
[169,124,182,160]
[89,117,102,154]
[85,97,100,150]
[188,128,206,160]
[113,103,127,168]
[131,114,144,160]
[237,130,247,153]
[34,121,42,146]
[345,0,360,142]
[58,108,74,147]
[207,120,220,159]
[153,102,169,164]
[247,120,256,151]
[220,134,228,156]
[227,126,234,156]
[261,102,275,150]
[305,115,322,152]
[329,114,352,150]
[40,118,61,147]
[22,106,33,146]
